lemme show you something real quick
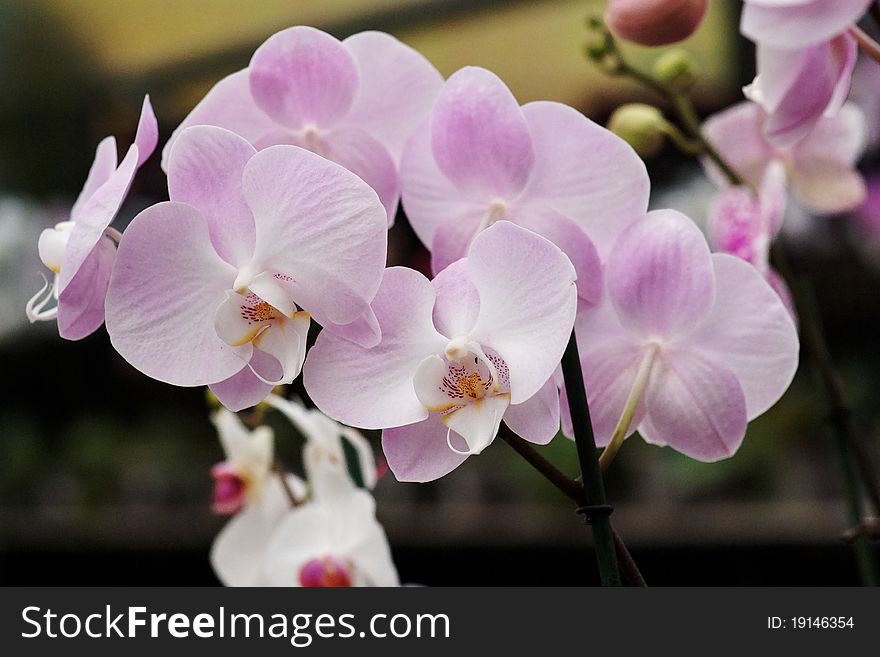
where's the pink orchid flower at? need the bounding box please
[572,209,799,461]
[161,27,443,226]
[105,125,388,411]
[304,221,576,482]
[740,1,869,146]
[703,100,867,214]
[26,97,157,339]
[399,66,649,310]
[707,161,795,315]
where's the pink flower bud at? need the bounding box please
[299,556,353,587]
[210,462,247,515]
[606,0,707,47]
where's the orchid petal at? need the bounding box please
[741,0,868,49]
[518,101,650,257]
[249,26,359,130]
[512,204,603,309]
[319,127,399,224]
[467,221,577,404]
[795,102,867,166]
[343,31,444,162]
[503,377,560,445]
[160,70,280,171]
[133,95,159,168]
[399,118,483,250]
[209,360,275,412]
[431,258,480,339]
[106,201,248,386]
[241,145,387,326]
[167,126,257,267]
[702,101,774,188]
[304,267,446,429]
[252,311,310,384]
[382,414,470,482]
[56,236,115,340]
[687,254,799,419]
[58,145,138,294]
[607,209,715,341]
[430,67,534,198]
[790,158,867,214]
[71,137,117,220]
[429,208,485,275]
[644,349,747,461]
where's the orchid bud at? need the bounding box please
[210,462,247,515]
[607,103,667,157]
[606,0,707,47]
[653,49,698,93]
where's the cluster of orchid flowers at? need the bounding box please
[31,0,878,584]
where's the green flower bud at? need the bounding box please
[607,104,668,157]
[653,49,698,93]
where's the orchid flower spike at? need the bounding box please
[162,27,443,226]
[264,394,378,500]
[399,66,650,310]
[209,410,308,587]
[702,101,867,214]
[707,161,795,317]
[26,97,157,339]
[105,125,388,412]
[304,221,577,482]
[571,209,799,462]
[739,1,869,146]
[260,489,399,587]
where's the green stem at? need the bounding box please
[560,330,622,586]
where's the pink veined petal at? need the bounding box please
[399,118,484,250]
[790,157,867,214]
[160,69,281,171]
[70,136,117,220]
[503,376,560,445]
[211,474,305,587]
[251,311,310,384]
[209,356,276,412]
[343,31,444,162]
[382,414,470,483]
[579,337,648,447]
[431,258,480,339]
[644,349,748,462]
[755,36,857,148]
[105,201,249,386]
[467,221,577,404]
[518,101,650,258]
[686,254,799,419]
[249,26,359,130]
[133,95,159,168]
[607,209,715,342]
[741,0,868,49]
[430,67,535,198]
[766,268,797,320]
[241,145,387,326]
[702,101,774,188]
[318,127,399,225]
[795,102,867,166]
[441,393,510,455]
[430,208,485,275]
[511,204,603,310]
[56,236,115,341]
[58,145,139,294]
[167,125,257,267]
[707,185,764,267]
[303,267,447,429]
